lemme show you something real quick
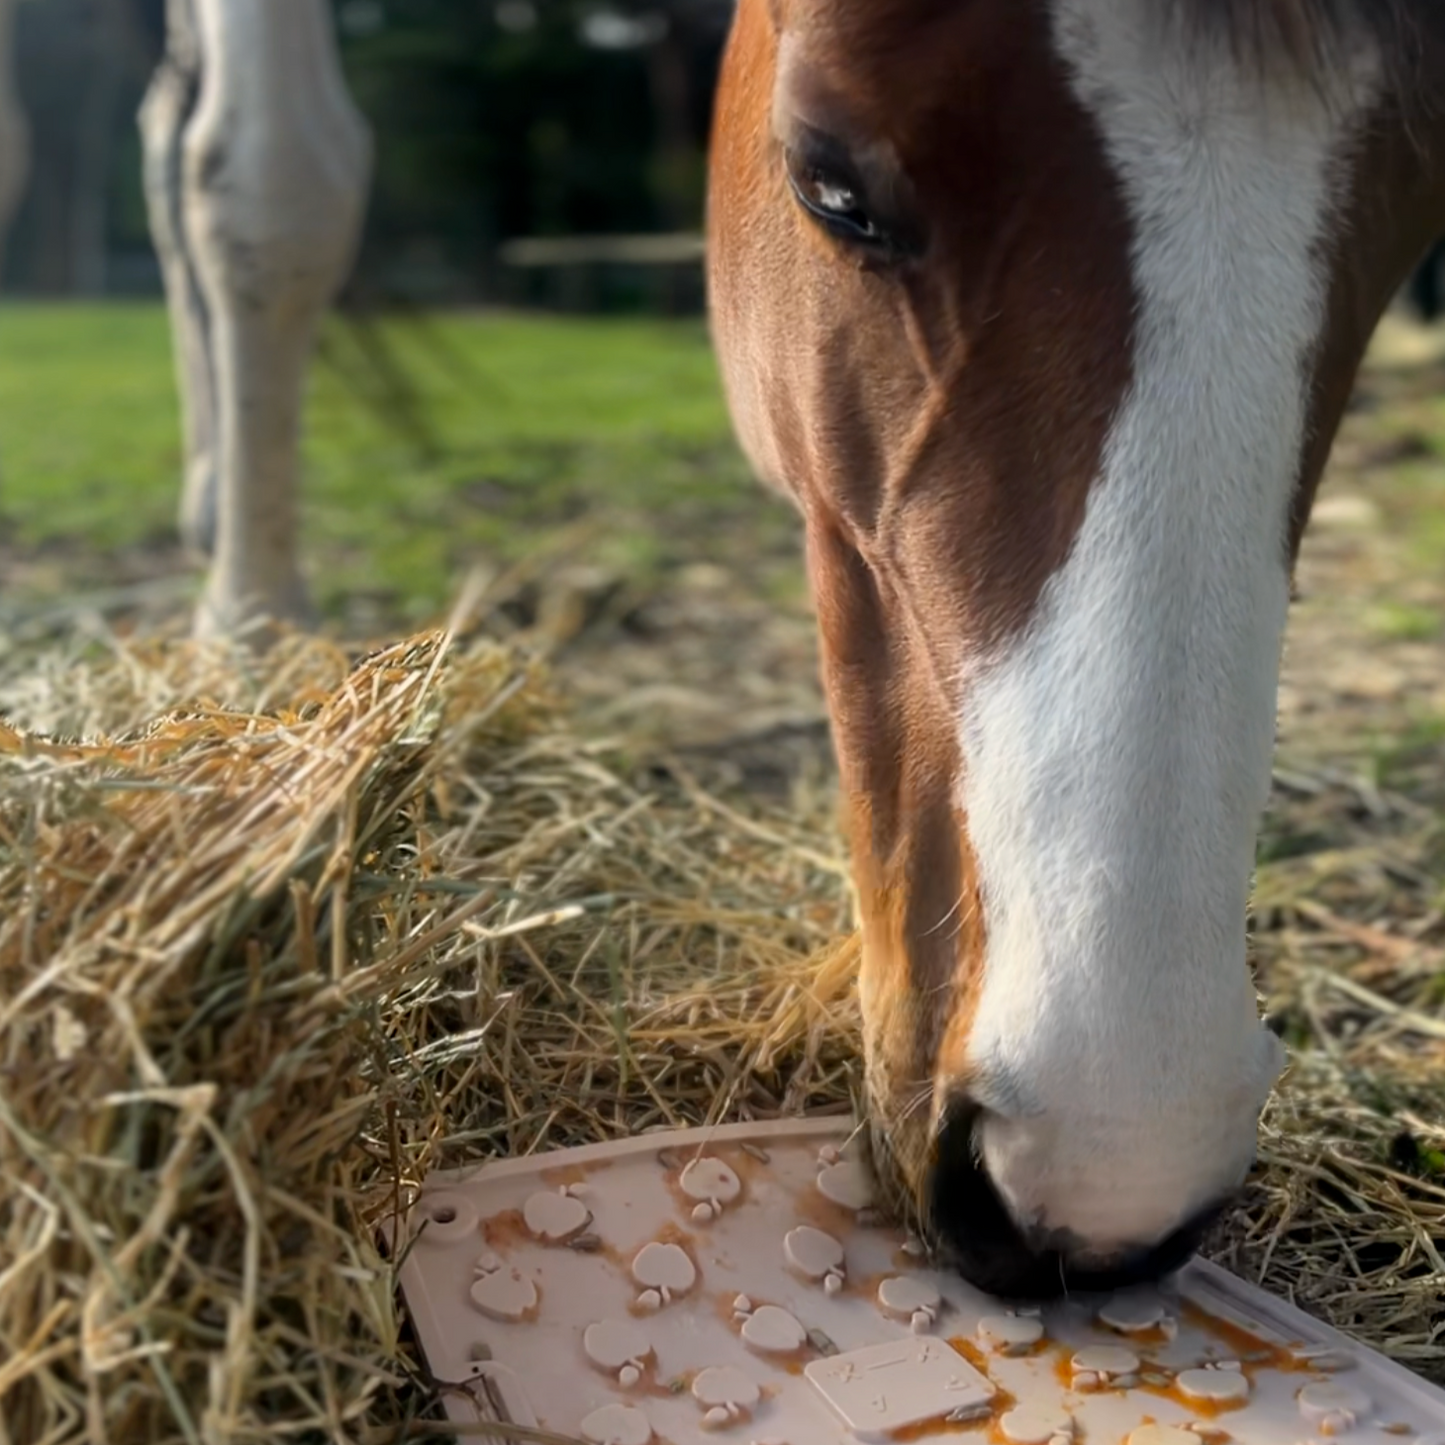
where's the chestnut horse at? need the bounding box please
[707,0,1445,1297]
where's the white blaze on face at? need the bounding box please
[954,0,1377,1254]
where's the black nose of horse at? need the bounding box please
[927,1102,1217,1301]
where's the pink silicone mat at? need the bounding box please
[394,1118,1445,1445]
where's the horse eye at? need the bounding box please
[814,175,859,214]
[785,151,888,249]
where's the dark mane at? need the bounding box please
[1159,0,1437,97]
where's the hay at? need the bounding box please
[0,625,855,1443]
[1224,762,1445,1371]
[0,623,1442,1443]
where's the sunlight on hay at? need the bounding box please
[0,623,1441,1442]
[0,627,857,1442]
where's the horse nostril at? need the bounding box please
[928,1100,1066,1299]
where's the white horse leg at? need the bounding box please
[139,0,218,556]
[0,0,30,278]
[182,0,371,641]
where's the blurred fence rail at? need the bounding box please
[497,230,706,314]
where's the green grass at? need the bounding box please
[1365,601,1443,643]
[0,303,798,624]
[0,305,183,551]
[1366,712,1445,792]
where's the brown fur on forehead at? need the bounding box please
[787,0,1436,97]
[777,0,1045,122]
[730,0,1140,661]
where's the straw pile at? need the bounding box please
[0,624,855,1443]
[1,622,1442,1443]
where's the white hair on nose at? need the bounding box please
[949,0,1376,1251]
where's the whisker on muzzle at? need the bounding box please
[859,1097,934,1242]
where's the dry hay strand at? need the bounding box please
[1224,756,1445,1375]
[0,623,1442,1441]
[0,625,855,1443]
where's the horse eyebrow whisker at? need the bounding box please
[899,1082,935,1126]
[922,892,965,937]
